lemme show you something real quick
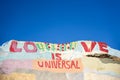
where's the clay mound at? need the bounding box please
[86,54,120,62]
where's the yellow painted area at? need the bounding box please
[84,72,120,80]
[0,73,36,80]
[82,57,120,74]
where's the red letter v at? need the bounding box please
[81,41,96,52]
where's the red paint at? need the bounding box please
[52,53,62,60]
[23,42,37,52]
[52,53,55,60]
[57,48,59,50]
[37,60,80,69]
[48,46,50,48]
[57,44,60,47]
[55,53,62,60]
[98,42,108,53]
[81,41,108,53]
[9,40,108,53]
[10,40,22,52]
[38,61,43,67]
[65,61,70,69]
[67,46,70,49]
[81,42,96,52]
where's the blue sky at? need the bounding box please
[0,0,120,50]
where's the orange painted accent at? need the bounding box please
[32,58,83,73]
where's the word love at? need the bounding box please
[9,40,108,53]
[10,40,76,53]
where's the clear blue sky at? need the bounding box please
[0,0,120,50]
